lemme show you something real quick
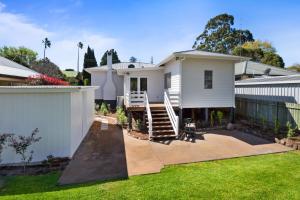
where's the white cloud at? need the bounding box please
[0,1,5,12]
[0,5,119,70]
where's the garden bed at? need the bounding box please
[127,130,149,140]
[0,157,70,176]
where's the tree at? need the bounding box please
[42,37,51,60]
[261,51,285,68]
[82,46,98,85]
[0,46,37,67]
[232,40,285,68]
[100,49,121,66]
[193,13,254,54]
[77,42,83,73]
[31,58,65,79]
[129,56,137,63]
[288,64,300,72]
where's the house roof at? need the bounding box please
[63,70,78,78]
[156,50,250,67]
[235,61,298,76]
[0,56,39,78]
[235,75,300,85]
[85,62,155,73]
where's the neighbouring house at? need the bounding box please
[0,56,39,85]
[63,69,78,78]
[86,49,248,139]
[235,60,298,80]
[235,75,300,129]
[0,86,97,164]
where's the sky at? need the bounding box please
[0,0,299,70]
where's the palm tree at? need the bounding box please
[77,42,83,72]
[42,37,51,60]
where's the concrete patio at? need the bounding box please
[59,117,292,185]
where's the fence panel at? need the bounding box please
[236,97,300,129]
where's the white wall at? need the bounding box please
[124,70,164,102]
[0,87,96,165]
[181,58,235,108]
[91,71,106,99]
[91,71,123,100]
[163,59,181,93]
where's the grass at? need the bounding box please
[0,151,300,200]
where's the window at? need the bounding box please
[130,78,137,91]
[140,78,147,92]
[164,72,171,89]
[204,70,213,89]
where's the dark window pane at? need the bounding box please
[164,73,171,89]
[130,78,137,91]
[140,78,147,92]
[204,70,213,89]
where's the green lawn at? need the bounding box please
[1,151,300,200]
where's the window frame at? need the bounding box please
[204,70,213,89]
[164,72,171,89]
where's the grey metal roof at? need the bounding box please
[0,56,39,78]
[85,62,155,72]
[156,50,249,67]
[235,75,300,85]
[235,61,297,76]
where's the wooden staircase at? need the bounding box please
[146,107,176,138]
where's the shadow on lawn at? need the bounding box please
[0,172,125,197]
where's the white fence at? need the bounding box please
[0,86,97,165]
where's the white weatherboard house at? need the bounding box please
[86,50,248,139]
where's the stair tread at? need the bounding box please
[151,134,177,138]
[150,125,173,128]
[147,121,171,124]
[152,130,174,133]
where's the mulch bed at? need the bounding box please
[0,157,70,176]
[127,130,149,140]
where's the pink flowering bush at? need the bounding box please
[26,74,69,86]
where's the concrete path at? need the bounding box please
[149,130,292,165]
[59,117,292,185]
[59,117,128,185]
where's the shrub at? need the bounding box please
[274,119,280,135]
[286,121,297,138]
[210,111,215,127]
[116,106,127,126]
[216,111,224,126]
[260,115,267,129]
[100,103,109,116]
[26,75,69,86]
[8,128,41,173]
[83,78,89,86]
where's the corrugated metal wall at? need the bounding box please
[235,83,300,129]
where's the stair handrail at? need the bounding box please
[164,91,179,136]
[144,92,152,139]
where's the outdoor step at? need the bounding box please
[151,134,177,139]
[147,121,171,125]
[150,125,173,129]
[146,113,168,117]
[152,130,174,134]
[151,109,166,112]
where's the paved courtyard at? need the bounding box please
[59,117,292,185]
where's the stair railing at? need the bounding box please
[164,91,179,136]
[144,92,152,139]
